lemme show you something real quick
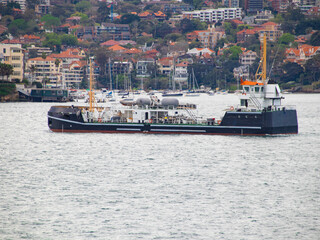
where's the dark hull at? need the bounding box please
[48,106,298,135]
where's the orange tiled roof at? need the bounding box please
[262,22,278,26]
[23,34,40,40]
[176,62,188,67]
[139,11,152,17]
[69,25,81,29]
[101,40,120,46]
[29,57,56,62]
[108,44,126,51]
[154,11,166,17]
[124,48,142,54]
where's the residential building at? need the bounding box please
[157,57,174,75]
[271,0,289,12]
[285,44,320,65]
[136,58,155,78]
[26,56,61,85]
[174,62,188,83]
[223,0,239,8]
[192,25,225,49]
[26,45,52,59]
[233,65,250,79]
[258,22,283,42]
[245,0,263,13]
[187,48,215,57]
[237,28,259,42]
[1,0,26,12]
[182,8,242,23]
[35,0,50,17]
[96,23,130,41]
[62,60,86,88]
[164,3,194,13]
[0,43,24,82]
[254,10,274,24]
[105,60,133,81]
[240,50,257,65]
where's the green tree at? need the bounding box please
[120,14,140,24]
[41,14,61,30]
[43,33,62,51]
[75,1,91,13]
[8,19,27,36]
[61,34,78,46]
[309,31,320,46]
[280,62,304,83]
[96,2,110,23]
[279,33,294,45]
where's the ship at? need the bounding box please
[48,36,298,135]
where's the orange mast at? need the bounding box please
[255,34,267,85]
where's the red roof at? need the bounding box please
[124,48,142,54]
[100,40,120,46]
[108,44,126,51]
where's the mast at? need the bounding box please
[89,57,94,112]
[262,34,267,84]
[255,34,267,84]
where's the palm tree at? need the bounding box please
[54,58,61,87]
[29,65,37,84]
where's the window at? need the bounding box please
[255,87,260,93]
[3,48,6,53]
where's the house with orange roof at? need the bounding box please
[157,57,174,75]
[138,11,153,20]
[154,11,166,21]
[306,7,320,16]
[237,28,258,42]
[20,34,41,44]
[187,47,215,57]
[285,44,320,65]
[50,48,85,66]
[66,16,81,25]
[100,40,120,46]
[187,25,225,49]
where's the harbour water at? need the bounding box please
[0,94,319,239]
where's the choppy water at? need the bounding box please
[0,94,319,240]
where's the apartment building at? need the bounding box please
[35,0,50,17]
[258,22,283,42]
[182,8,242,23]
[26,56,61,85]
[0,43,24,82]
[1,0,26,12]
